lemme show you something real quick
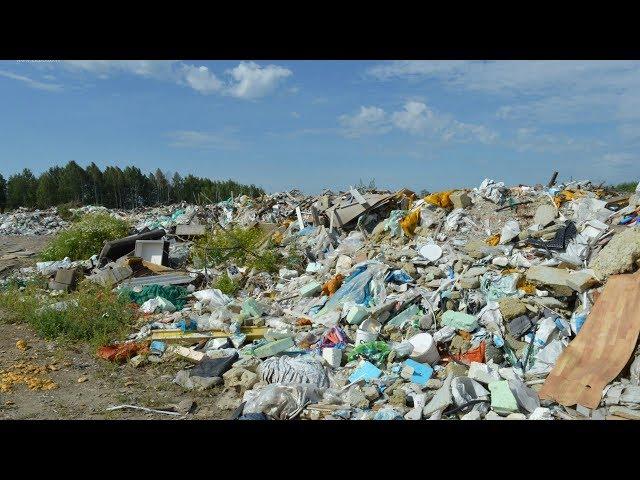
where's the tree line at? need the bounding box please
[0,161,265,213]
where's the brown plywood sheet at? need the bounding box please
[539,271,640,408]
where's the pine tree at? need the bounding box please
[36,172,59,208]
[85,162,104,205]
[0,173,6,213]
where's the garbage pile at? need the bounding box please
[6,176,640,420]
[0,207,70,235]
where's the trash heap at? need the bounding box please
[0,207,69,235]
[7,176,640,420]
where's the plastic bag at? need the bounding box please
[322,274,345,297]
[347,341,390,366]
[242,383,325,420]
[384,210,408,237]
[192,288,231,306]
[424,191,454,209]
[258,355,330,387]
[314,261,388,318]
[451,377,489,407]
[140,296,176,314]
[400,209,421,236]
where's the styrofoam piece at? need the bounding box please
[408,332,440,365]
[419,244,443,262]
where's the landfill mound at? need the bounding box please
[2,176,640,420]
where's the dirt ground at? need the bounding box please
[0,235,52,277]
[0,236,236,420]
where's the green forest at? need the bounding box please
[0,161,264,212]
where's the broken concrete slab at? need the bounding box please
[533,204,557,227]
[566,269,600,293]
[589,228,640,279]
[526,265,574,296]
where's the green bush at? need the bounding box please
[41,213,130,261]
[56,201,82,222]
[192,225,283,273]
[213,273,240,295]
[0,282,136,347]
[612,182,638,193]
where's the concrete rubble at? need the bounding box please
[3,177,640,420]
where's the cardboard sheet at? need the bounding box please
[539,271,640,408]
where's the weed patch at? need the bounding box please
[212,272,241,295]
[0,282,136,348]
[40,213,130,261]
[192,226,283,273]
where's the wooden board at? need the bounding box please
[150,326,267,345]
[539,270,640,408]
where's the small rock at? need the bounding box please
[362,385,380,401]
[498,297,528,321]
[459,276,480,289]
[526,266,574,296]
[506,412,527,420]
[425,378,443,389]
[450,191,472,209]
[468,362,501,384]
[461,410,481,420]
[175,398,195,415]
[529,407,554,420]
[345,386,370,409]
[445,362,469,378]
[485,411,503,420]
[77,376,89,383]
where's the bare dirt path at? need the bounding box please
[0,235,233,420]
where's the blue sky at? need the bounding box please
[0,60,638,194]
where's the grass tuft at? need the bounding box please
[0,281,136,348]
[212,272,241,295]
[41,213,130,261]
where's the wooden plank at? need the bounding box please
[150,331,212,345]
[539,270,640,408]
[150,326,267,344]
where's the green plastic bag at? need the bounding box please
[121,284,190,310]
[348,341,390,366]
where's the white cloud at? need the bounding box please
[393,101,497,144]
[339,106,391,137]
[367,61,465,81]
[391,101,433,134]
[0,70,63,92]
[60,60,292,99]
[508,127,603,154]
[226,61,292,99]
[368,60,640,127]
[339,101,497,144]
[63,60,177,80]
[291,111,300,118]
[167,129,241,149]
[181,65,222,94]
[601,152,636,168]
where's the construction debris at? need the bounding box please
[3,177,640,420]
